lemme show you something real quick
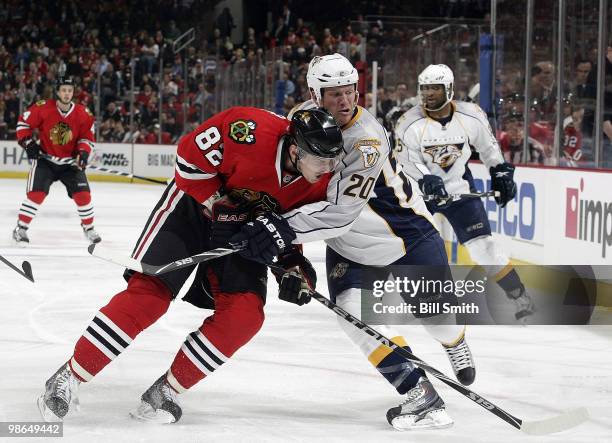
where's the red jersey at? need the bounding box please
[16,99,95,159]
[563,117,583,163]
[175,107,331,212]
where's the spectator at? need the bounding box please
[141,37,159,74]
[530,61,556,120]
[216,7,235,40]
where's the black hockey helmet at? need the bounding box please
[290,109,343,159]
[56,76,75,90]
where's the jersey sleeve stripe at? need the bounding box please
[284,201,332,220]
[175,155,217,180]
[291,218,354,234]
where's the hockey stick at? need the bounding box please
[422,190,500,203]
[87,243,237,275]
[308,290,589,435]
[40,154,169,185]
[84,165,169,185]
[0,254,34,282]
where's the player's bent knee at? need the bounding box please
[209,292,265,353]
[102,273,172,329]
[26,191,47,204]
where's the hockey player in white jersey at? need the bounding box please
[394,64,535,321]
[285,54,478,431]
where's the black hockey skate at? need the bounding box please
[130,374,182,424]
[37,362,80,422]
[507,284,536,322]
[443,335,476,385]
[386,376,453,430]
[12,225,29,245]
[82,225,102,244]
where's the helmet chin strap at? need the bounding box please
[423,97,451,112]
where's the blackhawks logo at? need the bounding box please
[50,122,73,145]
[228,188,280,214]
[229,120,256,144]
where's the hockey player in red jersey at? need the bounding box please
[38,107,344,423]
[13,77,101,245]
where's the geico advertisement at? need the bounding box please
[0,141,31,171]
[468,163,612,265]
[464,163,541,244]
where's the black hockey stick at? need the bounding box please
[85,165,169,185]
[40,154,169,185]
[422,190,500,203]
[308,290,589,435]
[0,254,34,282]
[87,243,237,275]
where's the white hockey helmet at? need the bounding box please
[417,64,454,111]
[307,53,359,104]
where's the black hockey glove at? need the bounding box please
[419,174,450,207]
[209,195,252,249]
[278,272,312,306]
[76,150,89,170]
[229,211,296,264]
[18,137,41,160]
[271,247,316,306]
[490,162,517,207]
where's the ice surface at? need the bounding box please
[0,179,610,442]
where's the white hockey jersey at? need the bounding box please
[394,101,504,194]
[286,101,436,265]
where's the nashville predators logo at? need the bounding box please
[423,144,462,171]
[49,122,73,145]
[329,262,348,279]
[354,139,381,168]
[229,120,256,144]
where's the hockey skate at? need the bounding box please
[443,335,475,385]
[82,225,102,244]
[130,374,182,424]
[12,225,29,246]
[37,362,80,422]
[507,284,536,322]
[386,376,453,431]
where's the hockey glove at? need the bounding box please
[418,174,450,207]
[229,211,296,264]
[271,247,316,306]
[490,162,516,207]
[279,272,312,306]
[76,150,89,170]
[18,137,41,160]
[209,195,252,249]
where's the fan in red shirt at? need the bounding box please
[13,76,101,245]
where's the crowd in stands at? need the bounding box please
[0,0,609,166]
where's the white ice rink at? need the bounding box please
[0,178,610,442]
